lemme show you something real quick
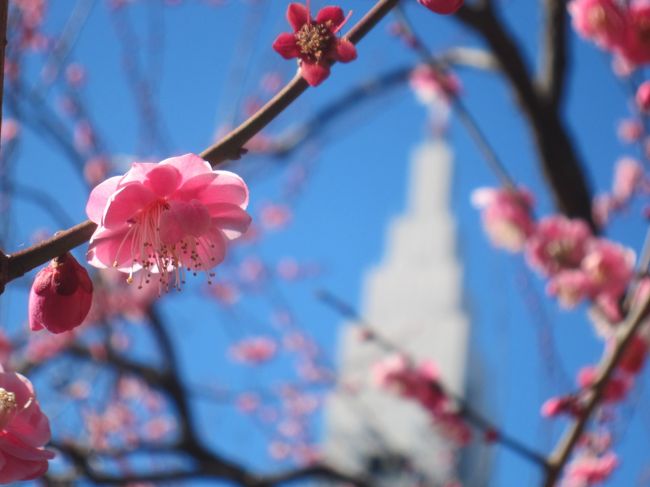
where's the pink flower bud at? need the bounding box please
[418,0,464,15]
[29,253,93,334]
[637,81,650,112]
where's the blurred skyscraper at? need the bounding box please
[325,139,483,486]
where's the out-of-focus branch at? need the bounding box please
[0,0,401,292]
[52,439,370,487]
[316,289,547,468]
[543,288,650,485]
[257,48,497,158]
[455,3,595,229]
[539,0,569,108]
[394,5,515,189]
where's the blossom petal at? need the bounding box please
[197,171,249,209]
[145,164,181,197]
[86,176,122,224]
[160,153,212,184]
[287,3,310,31]
[0,436,53,462]
[174,172,217,200]
[119,163,158,186]
[208,203,252,239]
[335,39,357,63]
[300,62,330,86]
[10,403,51,448]
[87,226,138,271]
[102,184,157,229]
[273,32,300,59]
[316,6,345,28]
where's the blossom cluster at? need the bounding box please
[569,0,650,67]
[373,355,471,445]
[473,187,635,322]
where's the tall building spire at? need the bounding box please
[325,139,470,485]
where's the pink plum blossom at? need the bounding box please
[260,203,293,230]
[568,0,626,51]
[564,451,618,486]
[611,157,643,203]
[581,239,635,301]
[272,3,357,86]
[85,154,251,290]
[577,366,632,403]
[620,4,650,65]
[618,334,647,374]
[373,355,470,444]
[230,337,277,364]
[29,253,93,334]
[617,119,643,143]
[471,187,535,252]
[409,64,460,105]
[525,216,592,276]
[546,269,593,308]
[637,80,650,111]
[0,367,54,483]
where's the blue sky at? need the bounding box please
[2,0,649,485]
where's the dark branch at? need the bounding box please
[455,4,595,229]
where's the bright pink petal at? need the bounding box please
[160,154,212,184]
[197,171,249,209]
[209,203,252,239]
[0,435,53,462]
[335,39,357,63]
[145,164,181,197]
[158,209,184,245]
[287,3,310,31]
[316,6,345,28]
[102,184,157,229]
[174,172,217,201]
[87,226,137,271]
[86,176,122,223]
[273,32,300,59]
[300,61,330,86]
[118,162,158,186]
[10,402,51,448]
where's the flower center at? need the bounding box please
[547,240,579,268]
[588,6,607,31]
[0,388,17,429]
[114,200,216,291]
[295,22,333,61]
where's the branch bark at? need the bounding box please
[455,4,595,229]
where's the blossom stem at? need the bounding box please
[0,0,402,291]
[392,5,517,190]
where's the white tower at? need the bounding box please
[325,139,470,485]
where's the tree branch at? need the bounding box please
[0,0,401,293]
[455,4,595,229]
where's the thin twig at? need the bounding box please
[316,288,547,468]
[393,5,516,189]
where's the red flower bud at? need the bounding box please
[418,0,464,15]
[29,253,93,334]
